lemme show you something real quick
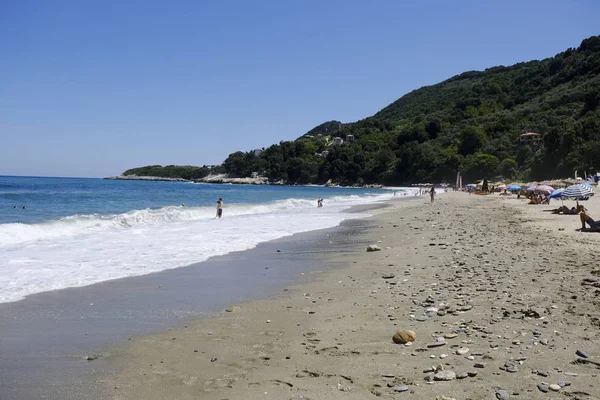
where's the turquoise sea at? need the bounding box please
[0,176,410,304]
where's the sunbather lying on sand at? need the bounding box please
[551,203,585,215]
[551,206,577,214]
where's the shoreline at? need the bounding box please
[96,192,600,399]
[103,174,389,188]
[0,199,404,400]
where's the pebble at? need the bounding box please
[394,385,409,392]
[456,347,470,355]
[467,371,478,377]
[576,349,589,358]
[456,372,469,379]
[427,342,446,348]
[549,384,561,392]
[496,389,510,400]
[474,363,486,368]
[392,330,417,344]
[537,382,549,393]
[382,273,395,279]
[444,333,458,339]
[506,365,518,373]
[415,316,428,322]
[434,370,456,381]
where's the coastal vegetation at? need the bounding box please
[124,35,600,185]
[122,165,224,180]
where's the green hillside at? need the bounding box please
[221,35,600,185]
[124,35,600,185]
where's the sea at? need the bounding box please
[0,176,413,304]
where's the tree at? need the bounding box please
[498,158,518,179]
[463,153,499,181]
[459,125,487,155]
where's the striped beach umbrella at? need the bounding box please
[562,184,593,199]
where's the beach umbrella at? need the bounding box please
[526,186,536,192]
[534,185,555,193]
[465,183,476,188]
[549,189,564,200]
[507,184,522,191]
[562,184,593,200]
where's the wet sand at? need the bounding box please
[0,203,386,400]
[96,192,600,399]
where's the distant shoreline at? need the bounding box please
[104,175,189,182]
[104,174,386,188]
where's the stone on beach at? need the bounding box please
[392,330,416,344]
[367,245,382,252]
[433,370,456,381]
[576,349,589,358]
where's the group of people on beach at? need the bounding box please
[528,193,549,205]
[317,198,324,207]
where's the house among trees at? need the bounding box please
[346,134,355,142]
[254,148,263,156]
[519,132,542,146]
[333,137,344,145]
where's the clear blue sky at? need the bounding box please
[1,0,598,177]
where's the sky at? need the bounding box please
[0,0,598,177]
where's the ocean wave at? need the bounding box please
[0,193,390,246]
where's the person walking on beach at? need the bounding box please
[215,198,223,218]
[430,186,436,203]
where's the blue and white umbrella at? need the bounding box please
[562,184,593,200]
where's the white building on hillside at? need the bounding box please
[333,137,344,145]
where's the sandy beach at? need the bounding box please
[94,192,600,399]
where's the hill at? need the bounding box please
[124,35,600,185]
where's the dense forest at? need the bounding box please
[126,35,600,185]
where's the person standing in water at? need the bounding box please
[216,198,223,218]
[429,186,436,203]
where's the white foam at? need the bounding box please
[0,192,402,303]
